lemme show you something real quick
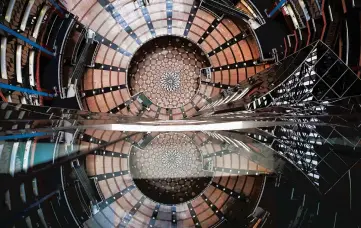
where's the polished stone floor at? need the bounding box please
[129,133,212,204]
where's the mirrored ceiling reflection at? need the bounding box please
[1,127,277,227]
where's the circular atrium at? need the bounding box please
[128,36,209,111]
[1,0,361,228]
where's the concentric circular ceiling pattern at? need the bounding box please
[79,0,268,120]
[128,36,210,109]
[70,0,269,225]
[130,133,212,204]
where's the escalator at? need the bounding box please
[67,29,95,99]
[201,0,261,29]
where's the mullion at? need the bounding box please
[211,182,249,202]
[137,0,156,37]
[213,167,262,175]
[94,32,132,57]
[119,196,146,227]
[93,63,126,72]
[201,80,231,89]
[187,203,201,227]
[91,170,130,181]
[98,0,142,44]
[82,84,127,97]
[183,1,201,36]
[98,185,135,210]
[148,204,160,227]
[166,0,173,34]
[207,32,247,56]
[212,59,256,72]
[200,194,226,221]
[171,205,177,228]
[197,18,222,44]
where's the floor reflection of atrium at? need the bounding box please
[130,133,212,204]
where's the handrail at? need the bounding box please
[33,5,49,39]
[210,218,227,228]
[22,140,32,172]
[87,39,99,67]
[9,142,19,176]
[199,6,223,20]
[243,0,266,24]
[202,0,251,21]
[72,159,98,204]
[5,0,16,22]
[69,31,94,86]
[16,44,23,84]
[20,0,35,31]
[58,18,76,98]
[289,0,306,29]
[45,14,59,46]
[29,51,35,86]
[1,37,8,79]
[71,29,86,65]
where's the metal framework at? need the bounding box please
[1,41,360,227]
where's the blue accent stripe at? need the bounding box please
[48,0,65,14]
[267,0,287,18]
[98,1,142,45]
[171,205,177,228]
[0,24,55,56]
[0,83,54,97]
[183,3,199,36]
[0,132,47,141]
[138,0,156,37]
[166,0,173,34]
[148,204,160,227]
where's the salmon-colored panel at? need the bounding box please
[196,10,215,23]
[214,71,222,83]
[95,94,109,112]
[83,69,94,90]
[216,22,233,41]
[231,43,244,62]
[239,40,253,60]
[209,55,220,67]
[86,97,100,112]
[246,66,256,78]
[221,70,230,85]
[229,69,238,85]
[104,92,116,110]
[93,70,102,88]
[102,70,110,87]
[221,19,241,35]
[223,47,236,64]
[216,51,227,66]
[238,68,246,82]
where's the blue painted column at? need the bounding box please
[266,0,288,18]
[48,0,65,15]
[0,83,55,97]
[0,23,56,56]
[4,190,59,226]
[0,132,48,141]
